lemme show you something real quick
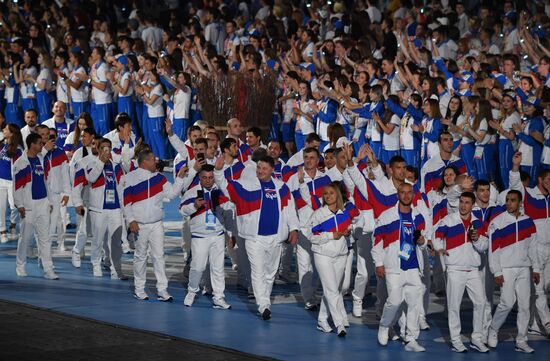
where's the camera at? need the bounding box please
[155,159,165,172]
[413,230,422,243]
[467,224,476,240]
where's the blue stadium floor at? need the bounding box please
[0,176,549,360]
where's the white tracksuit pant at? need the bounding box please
[480,252,494,337]
[530,243,550,331]
[133,221,168,293]
[236,235,251,290]
[446,269,486,343]
[188,234,226,300]
[380,268,423,342]
[0,183,18,232]
[316,253,348,328]
[297,232,320,304]
[352,231,374,302]
[418,247,432,319]
[48,193,66,246]
[16,198,53,272]
[226,233,238,268]
[89,208,123,275]
[278,241,294,279]
[342,248,354,294]
[73,206,90,254]
[432,253,446,294]
[490,267,531,343]
[181,218,191,261]
[245,236,281,313]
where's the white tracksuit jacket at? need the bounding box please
[287,169,332,227]
[372,204,427,273]
[13,153,49,210]
[509,170,550,244]
[121,167,187,224]
[84,157,125,212]
[179,184,234,238]
[488,211,540,277]
[344,163,433,239]
[104,129,136,164]
[434,212,488,271]
[301,203,362,257]
[214,169,299,241]
[43,147,71,197]
[71,152,95,208]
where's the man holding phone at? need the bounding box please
[84,138,127,279]
[433,192,489,353]
[43,128,71,252]
[180,165,232,309]
[71,133,100,268]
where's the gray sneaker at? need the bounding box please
[157,290,173,302]
[213,297,231,310]
[487,328,498,348]
[133,289,149,301]
[71,252,81,268]
[470,338,489,353]
[404,340,426,352]
[451,340,467,353]
[44,270,59,280]
[184,292,196,307]
[515,342,534,354]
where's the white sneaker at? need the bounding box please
[157,290,173,302]
[528,327,544,336]
[305,301,318,310]
[213,297,231,310]
[0,233,8,243]
[111,271,128,280]
[419,317,430,330]
[337,325,347,337]
[44,270,59,280]
[184,292,196,307]
[133,289,149,301]
[404,340,426,352]
[451,340,467,353]
[27,247,38,259]
[201,285,212,296]
[487,328,498,348]
[8,227,18,240]
[378,326,389,346]
[470,338,489,353]
[317,320,332,333]
[388,327,400,341]
[122,242,132,254]
[57,241,66,252]
[93,265,103,277]
[71,252,81,268]
[352,299,363,317]
[232,264,238,271]
[16,265,27,277]
[515,342,534,353]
